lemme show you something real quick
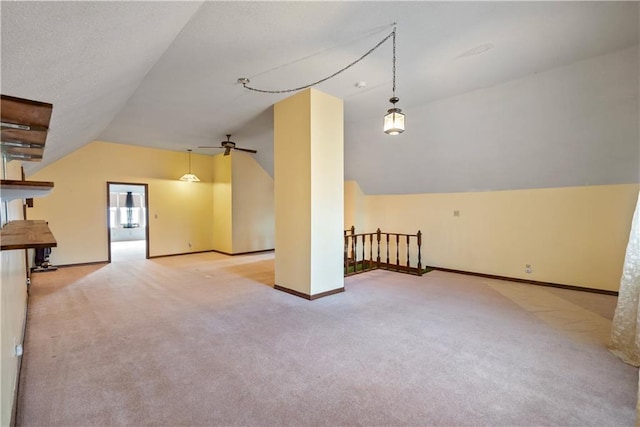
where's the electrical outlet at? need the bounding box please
[525,264,532,274]
[453,210,460,217]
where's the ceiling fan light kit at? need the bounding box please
[239,24,405,136]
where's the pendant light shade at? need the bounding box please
[179,149,200,182]
[383,109,405,135]
[125,191,134,208]
[179,173,200,182]
[384,97,405,135]
[124,191,135,228]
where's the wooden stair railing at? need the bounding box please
[344,227,423,277]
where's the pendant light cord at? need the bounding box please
[392,27,396,98]
[241,25,397,94]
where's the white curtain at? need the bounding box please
[610,191,640,422]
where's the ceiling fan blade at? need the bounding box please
[197,146,224,149]
[234,147,257,154]
[223,147,231,156]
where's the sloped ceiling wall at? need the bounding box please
[1,1,638,194]
[1,1,203,170]
[348,47,639,194]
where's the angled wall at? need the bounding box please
[349,46,639,195]
[344,180,365,232]
[212,154,232,254]
[211,151,274,254]
[231,152,274,253]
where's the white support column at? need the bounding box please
[273,88,344,299]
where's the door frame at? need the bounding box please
[106,182,150,262]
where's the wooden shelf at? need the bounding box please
[1,94,53,162]
[1,220,57,251]
[0,96,56,250]
[0,179,54,201]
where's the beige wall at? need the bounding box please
[212,154,232,254]
[364,184,639,291]
[28,141,214,263]
[309,90,344,294]
[27,140,275,262]
[274,89,344,296]
[344,180,365,233]
[274,89,312,294]
[1,160,28,426]
[231,152,274,253]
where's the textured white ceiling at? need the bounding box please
[2,1,638,194]
[2,1,203,170]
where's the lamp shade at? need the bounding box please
[384,108,405,135]
[120,191,141,208]
[179,173,200,182]
[125,191,134,208]
[117,192,141,207]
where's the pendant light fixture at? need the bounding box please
[179,149,200,182]
[124,191,135,228]
[384,27,404,135]
[238,23,405,135]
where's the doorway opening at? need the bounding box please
[107,182,149,262]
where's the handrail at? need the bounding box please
[344,227,422,277]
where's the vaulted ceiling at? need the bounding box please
[2,1,638,194]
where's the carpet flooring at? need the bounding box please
[110,240,146,262]
[17,252,637,426]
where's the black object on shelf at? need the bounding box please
[33,247,57,272]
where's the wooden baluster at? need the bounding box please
[344,235,348,275]
[353,235,357,272]
[376,228,381,269]
[350,231,356,273]
[396,234,400,271]
[351,234,355,275]
[369,233,373,271]
[386,233,390,268]
[361,234,366,272]
[406,234,411,272]
[352,235,356,273]
[417,230,422,276]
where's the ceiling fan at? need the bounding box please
[198,134,257,156]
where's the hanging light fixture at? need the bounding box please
[238,23,405,135]
[383,27,405,135]
[124,191,134,228]
[179,149,200,182]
